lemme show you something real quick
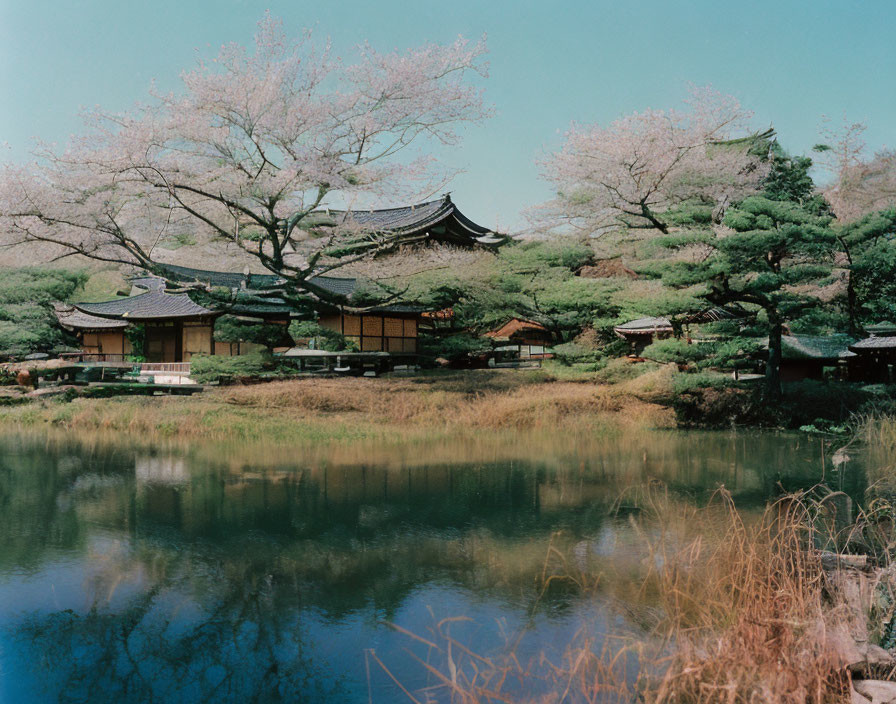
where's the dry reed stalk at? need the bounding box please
[378,486,856,704]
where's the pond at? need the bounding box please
[0,429,864,702]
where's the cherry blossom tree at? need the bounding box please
[538,87,771,237]
[816,119,896,223]
[0,14,489,306]
[814,119,896,333]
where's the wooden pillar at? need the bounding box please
[174,321,183,362]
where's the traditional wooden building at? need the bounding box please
[60,196,500,363]
[613,317,674,353]
[777,334,856,382]
[848,322,896,383]
[55,304,133,359]
[321,194,504,247]
[614,307,752,354]
[486,319,554,359]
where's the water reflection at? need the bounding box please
[0,429,864,702]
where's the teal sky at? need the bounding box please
[2,0,894,230]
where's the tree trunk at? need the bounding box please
[839,238,861,338]
[846,274,860,338]
[764,309,783,403]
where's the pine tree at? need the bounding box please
[661,153,836,401]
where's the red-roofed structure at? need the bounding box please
[486,319,554,360]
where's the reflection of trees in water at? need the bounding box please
[16,550,337,703]
[0,431,868,702]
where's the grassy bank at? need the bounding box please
[0,370,674,445]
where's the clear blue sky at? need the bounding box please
[2,0,894,230]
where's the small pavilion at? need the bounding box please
[848,322,896,383]
[486,319,554,359]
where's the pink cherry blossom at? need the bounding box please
[537,87,768,236]
[0,13,488,290]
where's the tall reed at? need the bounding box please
[379,486,854,704]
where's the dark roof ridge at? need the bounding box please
[323,195,450,216]
[74,288,213,321]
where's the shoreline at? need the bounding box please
[0,370,675,445]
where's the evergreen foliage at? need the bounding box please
[659,154,837,399]
[214,315,294,350]
[836,208,896,329]
[287,321,355,352]
[189,351,281,383]
[0,268,86,359]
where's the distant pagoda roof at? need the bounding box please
[320,195,504,246]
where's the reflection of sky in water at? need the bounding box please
[0,430,863,702]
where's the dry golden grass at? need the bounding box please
[380,486,855,704]
[217,374,671,430]
[633,489,850,704]
[0,371,673,444]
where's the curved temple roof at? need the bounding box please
[70,196,499,322]
[315,194,504,246]
[74,290,214,321]
[55,304,130,331]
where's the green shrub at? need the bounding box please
[672,385,767,428]
[551,341,603,364]
[216,315,294,349]
[642,338,710,366]
[672,372,737,395]
[780,380,896,427]
[593,358,661,384]
[71,384,158,399]
[0,268,87,358]
[189,352,285,383]
[418,332,492,363]
[287,321,354,352]
[124,324,146,362]
[642,337,763,372]
[671,378,896,429]
[0,367,17,386]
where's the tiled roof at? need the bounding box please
[614,317,673,333]
[155,264,284,290]
[154,263,357,300]
[851,336,896,351]
[308,276,356,298]
[74,291,213,321]
[780,334,856,360]
[333,198,454,231]
[323,195,503,245]
[486,318,549,339]
[54,304,129,330]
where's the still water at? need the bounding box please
[0,429,863,702]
